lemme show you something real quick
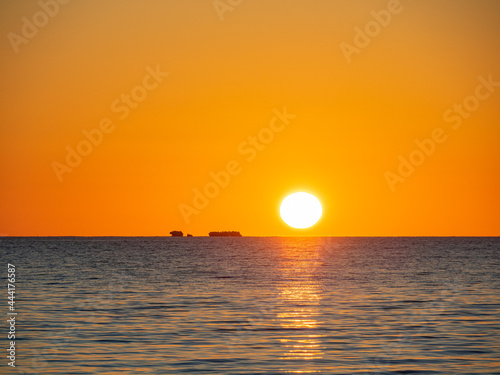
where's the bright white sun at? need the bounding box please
[280,192,322,229]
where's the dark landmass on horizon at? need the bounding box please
[209,231,242,237]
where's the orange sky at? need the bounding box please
[1,0,499,236]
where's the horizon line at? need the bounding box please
[1,235,499,238]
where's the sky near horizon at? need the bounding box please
[1,0,499,236]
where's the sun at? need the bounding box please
[280,192,322,229]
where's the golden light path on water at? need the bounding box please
[276,239,325,373]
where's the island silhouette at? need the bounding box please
[209,231,242,237]
[169,231,242,237]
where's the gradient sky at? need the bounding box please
[1,0,499,236]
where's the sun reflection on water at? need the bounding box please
[276,239,326,371]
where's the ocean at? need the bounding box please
[1,237,499,374]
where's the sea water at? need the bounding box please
[1,237,499,374]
